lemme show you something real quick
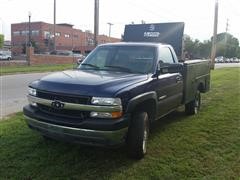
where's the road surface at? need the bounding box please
[215,63,240,69]
[0,72,49,119]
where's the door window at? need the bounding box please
[159,47,174,64]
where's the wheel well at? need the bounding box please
[132,99,156,122]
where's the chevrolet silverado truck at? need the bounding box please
[23,23,210,159]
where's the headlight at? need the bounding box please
[28,87,37,96]
[91,97,121,106]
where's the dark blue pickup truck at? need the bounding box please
[23,42,210,159]
[23,23,210,159]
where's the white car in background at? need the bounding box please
[0,51,12,60]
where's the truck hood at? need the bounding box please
[31,70,148,97]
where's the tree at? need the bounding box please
[237,47,240,58]
[216,33,239,58]
[0,34,4,48]
[184,35,211,59]
[184,33,240,59]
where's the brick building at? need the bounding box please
[11,21,120,55]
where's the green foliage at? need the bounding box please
[0,34,4,48]
[0,68,239,179]
[216,33,239,58]
[237,47,240,58]
[184,35,211,59]
[184,33,240,58]
[22,40,42,54]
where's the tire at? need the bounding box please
[127,112,149,159]
[185,90,201,115]
[7,57,11,61]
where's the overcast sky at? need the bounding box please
[0,0,239,42]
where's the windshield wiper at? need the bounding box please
[81,63,100,69]
[104,65,132,73]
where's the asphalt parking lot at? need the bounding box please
[0,72,49,119]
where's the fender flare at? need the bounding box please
[126,91,158,115]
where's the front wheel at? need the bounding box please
[185,90,201,115]
[127,112,149,159]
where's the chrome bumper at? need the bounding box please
[25,115,128,146]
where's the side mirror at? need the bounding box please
[155,61,162,76]
[155,62,183,76]
[77,57,85,65]
[162,63,183,74]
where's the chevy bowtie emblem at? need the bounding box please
[51,100,64,109]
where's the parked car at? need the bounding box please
[0,51,12,60]
[215,56,224,63]
[50,50,73,56]
[232,57,239,63]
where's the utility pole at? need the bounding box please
[27,11,32,66]
[0,18,3,35]
[28,11,32,47]
[94,0,99,47]
[210,0,218,70]
[225,19,229,34]
[107,22,113,37]
[224,19,229,44]
[53,0,56,51]
[224,18,229,57]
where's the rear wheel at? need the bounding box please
[7,57,11,61]
[127,112,149,159]
[185,90,201,115]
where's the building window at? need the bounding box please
[64,34,70,38]
[13,31,20,36]
[32,30,39,36]
[55,32,61,36]
[87,37,94,46]
[73,34,78,38]
[21,31,29,35]
[44,31,50,38]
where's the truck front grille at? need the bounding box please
[37,90,90,104]
[37,104,89,120]
[36,90,90,121]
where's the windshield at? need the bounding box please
[78,45,156,74]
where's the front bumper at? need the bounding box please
[25,115,128,146]
[23,105,129,146]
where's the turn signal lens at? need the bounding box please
[90,111,122,119]
[111,111,122,118]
